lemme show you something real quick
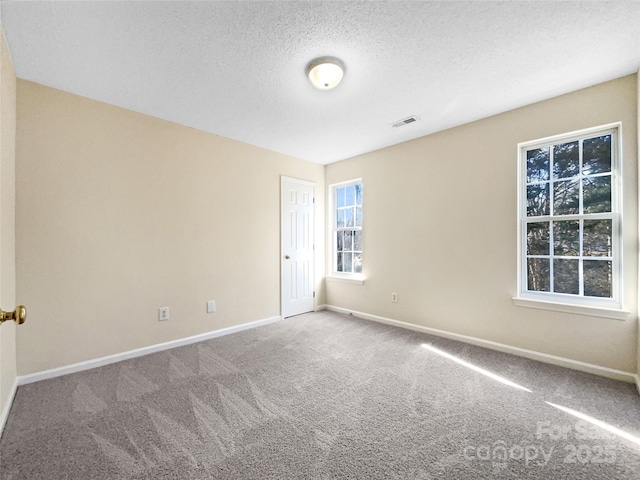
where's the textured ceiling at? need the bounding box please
[2,1,639,164]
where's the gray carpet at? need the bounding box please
[1,310,639,479]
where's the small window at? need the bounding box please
[331,180,363,275]
[517,124,621,309]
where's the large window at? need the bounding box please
[518,124,622,310]
[331,180,363,275]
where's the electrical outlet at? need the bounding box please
[158,307,170,321]
[207,300,216,313]
[391,292,398,303]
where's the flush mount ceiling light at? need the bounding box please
[306,57,345,90]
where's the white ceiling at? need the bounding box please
[2,1,639,164]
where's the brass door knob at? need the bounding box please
[0,305,26,325]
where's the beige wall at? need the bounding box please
[16,80,324,375]
[326,74,638,374]
[0,26,17,415]
[12,73,640,378]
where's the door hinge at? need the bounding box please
[313,291,316,298]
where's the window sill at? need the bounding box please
[326,275,365,285]
[512,297,630,320]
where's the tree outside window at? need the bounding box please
[333,181,362,274]
[519,126,620,306]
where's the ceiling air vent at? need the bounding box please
[392,116,419,128]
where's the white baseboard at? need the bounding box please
[635,375,640,396]
[325,305,637,384]
[0,378,17,439]
[17,315,283,386]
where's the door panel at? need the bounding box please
[281,177,314,318]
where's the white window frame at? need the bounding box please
[514,123,628,320]
[328,179,363,283]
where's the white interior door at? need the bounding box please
[281,176,315,318]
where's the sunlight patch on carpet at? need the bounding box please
[546,401,640,448]
[421,343,532,393]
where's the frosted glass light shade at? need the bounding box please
[306,57,345,90]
